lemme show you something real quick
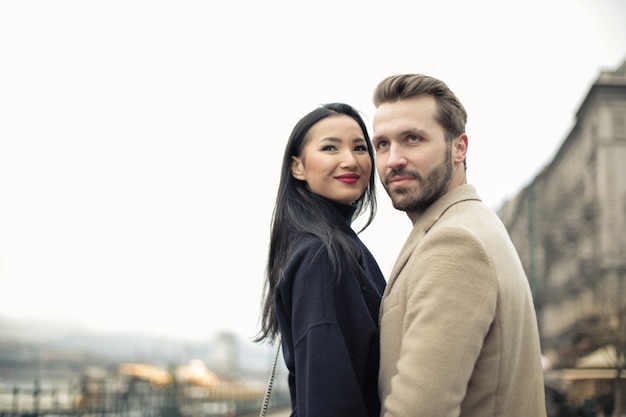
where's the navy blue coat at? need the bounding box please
[275,206,386,417]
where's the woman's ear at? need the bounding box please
[291,156,305,181]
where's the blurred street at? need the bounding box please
[266,408,290,417]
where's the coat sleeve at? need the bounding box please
[382,227,498,417]
[284,241,372,417]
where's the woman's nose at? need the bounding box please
[340,151,358,168]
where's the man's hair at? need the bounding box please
[373,74,467,143]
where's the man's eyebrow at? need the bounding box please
[374,128,427,141]
[405,128,428,137]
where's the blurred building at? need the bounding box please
[498,59,626,368]
[211,331,239,376]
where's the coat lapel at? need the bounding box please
[383,184,481,294]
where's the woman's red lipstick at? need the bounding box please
[336,174,360,184]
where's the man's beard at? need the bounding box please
[384,150,453,214]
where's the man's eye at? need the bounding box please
[408,135,421,143]
[375,141,389,149]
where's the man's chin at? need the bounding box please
[390,193,433,213]
[392,202,409,212]
[389,195,413,212]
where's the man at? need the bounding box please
[372,74,547,417]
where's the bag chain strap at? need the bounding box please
[259,340,282,417]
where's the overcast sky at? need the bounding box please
[1,0,625,342]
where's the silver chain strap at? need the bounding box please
[260,340,282,417]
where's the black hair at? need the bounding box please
[255,103,377,343]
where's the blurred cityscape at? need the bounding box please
[499,59,626,416]
[0,318,289,417]
[1,58,625,417]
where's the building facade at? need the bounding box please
[498,59,626,368]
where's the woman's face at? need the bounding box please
[291,115,372,205]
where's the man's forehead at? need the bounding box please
[374,96,437,119]
[373,100,439,136]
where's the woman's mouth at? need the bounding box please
[336,174,360,184]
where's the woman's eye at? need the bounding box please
[321,145,337,151]
[355,145,368,152]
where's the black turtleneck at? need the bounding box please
[274,202,386,417]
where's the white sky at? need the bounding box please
[1,0,625,342]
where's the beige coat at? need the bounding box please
[379,184,546,417]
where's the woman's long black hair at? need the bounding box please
[255,103,377,343]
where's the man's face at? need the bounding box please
[372,95,455,216]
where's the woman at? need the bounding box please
[256,103,386,416]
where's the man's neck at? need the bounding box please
[407,210,423,225]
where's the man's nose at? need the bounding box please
[386,145,407,168]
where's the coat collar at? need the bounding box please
[385,184,482,292]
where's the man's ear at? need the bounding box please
[453,134,468,164]
[291,156,305,180]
